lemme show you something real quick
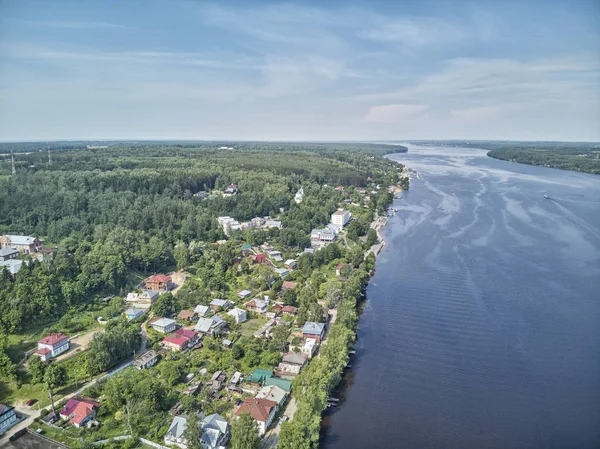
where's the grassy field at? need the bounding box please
[239,317,269,337]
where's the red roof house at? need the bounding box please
[163,328,199,351]
[60,398,100,428]
[36,333,70,361]
[235,398,277,435]
[145,274,172,292]
[251,254,266,264]
[281,281,297,291]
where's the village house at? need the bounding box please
[134,350,158,370]
[223,183,238,196]
[311,228,336,247]
[274,361,302,380]
[164,415,188,448]
[124,307,146,320]
[201,413,230,449]
[0,403,18,435]
[194,315,225,337]
[273,267,289,278]
[124,289,160,310]
[163,329,199,351]
[245,298,268,314]
[267,250,283,262]
[264,219,282,229]
[194,304,210,317]
[282,305,298,316]
[227,307,247,324]
[228,371,242,389]
[151,318,177,334]
[302,322,326,343]
[237,289,252,299]
[255,385,287,409]
[235,398,277,436]
[0,248,18,262]
[251,253,266,264]
[282,352,308,367]
[245,368,273,388]
[0,259,27,275]
[294,187,304,204]
[145,274,173,292]
[177,309,198,322]
[284,259,297,270]
[281,281,296,291]
[36,333,70,361]
[209,298,232,311]
[0,235,43,254]
[210,370,227,393]
[60,398,100,428]
[300,338,318,359]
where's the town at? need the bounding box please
[0,143,409,449]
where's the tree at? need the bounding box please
[153,292,179,317]
[183,413,204,449]
[28,356,47,384]
[282,288,297,306]
[231,412,259,449]
[44,364,66,417]
[269,324,290,353]
[365,228,377,248]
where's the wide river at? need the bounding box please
[321,144,600,449]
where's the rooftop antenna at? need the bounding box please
[11,150,16,175]
[47,142,53,166]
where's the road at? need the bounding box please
[261,397,297,449]
[0,359,134,446]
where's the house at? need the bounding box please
[210,370,227,392]
[264,376,292,392]
[0,234,43,254]
[227,307,247,324]
[274,362,302,380]
[246,368,273,386]
[282,352,308,367]
[303,248,314,254]
[284,259,297,269]
[264,220,282,229]
[281,281,296,291]
[302,322,326,343]
[237,289,252,299]
[0,403,18,435]
[294,187,304,204]
[36,333,70,361]
[134,350,158,370]
[209,299,232,311]
[128,289,160,309]
[245,298,268,314]
[124,307,146,320]
[336,264,345,276]
[164,415,188,448]
[0,248,18,261]
[256,385,287,408]
[251,254,265,264]
[0,259,27,275]
[300,338,318,359]
[273,268,289,278]
[193,191,208,199]
[223,183,238,196]
[145,274,173,292]
[335,186,345,192]
[60,398,100,428]
[151,318,177,334]
[282,305,298,316]
[177,310,198,322]
[267,250,282,262]
[163,329,199,351]
[235,398,277,436]
[254,318,276,338]
[194,305,210,317]
[194,315,225,337]
[311,228,336,246]
[201,413,230,449]
[229,371,242,388]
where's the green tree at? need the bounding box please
[231,412,259,449]
[28,355,47,384]
[44,364,66,417]
[153,292,179,317]
[183,413,204,449]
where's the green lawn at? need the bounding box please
[239,317,269,337]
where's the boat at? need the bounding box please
[544,194,550,199]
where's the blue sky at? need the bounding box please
[0,0,599,141]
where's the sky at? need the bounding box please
[0,0,599,142]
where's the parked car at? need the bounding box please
[26,399,38,407]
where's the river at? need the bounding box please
[321,144,600,449]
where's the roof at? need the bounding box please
[333,209,349,216]
[70,401,97,425]
[256,385,287,405]
[238,289,252,297]
[177,310,197,320]
[38,333,69,346]
[241,244,252,250]
[195,315,224,333]
[247,368,273,384]
[134,350,157,366]
[194,305,210,315]
[148,274,171,283]
[282,352,307,365]
[0,248,18,257]
[124,308,145,316]
[235,398,277,422]
[164,329,196,345]
[0,259,25,274]
[265,376,292,392]
[61,398,99,419]
[282,305,298,314]
[36,347,52,355]
[246,299,267,309]
[227,307,246,317]
[210,299,230,307]
[141,289,159,299]
[0,403,14,416]
[5,235,38,245]
[230,371,242,384]
[166,415,188,439]
[202,414,229,449]
[282,281,296,290]
[302,322,325,336]
[152,318,176,328]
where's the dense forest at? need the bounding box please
[0,143,405,334]
[411,140,600,175]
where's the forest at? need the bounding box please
[0,142,404,335]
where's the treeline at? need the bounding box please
[486,147,600,175]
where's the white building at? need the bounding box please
[36,333,70,361]
[331,209,351,227]
[294,188,304,204]
[151,318,177,334]
[227,307,247,324]
[300,338,318,359]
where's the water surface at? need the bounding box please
[321,144,600,449]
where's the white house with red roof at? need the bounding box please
[36,333,70,361]
[235,397,277,436]
[60,398,100,428]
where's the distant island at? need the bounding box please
[410,141,600,175]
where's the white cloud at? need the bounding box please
[450,104,520,124]
[365,104,429,123]
[358,18,469,47]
